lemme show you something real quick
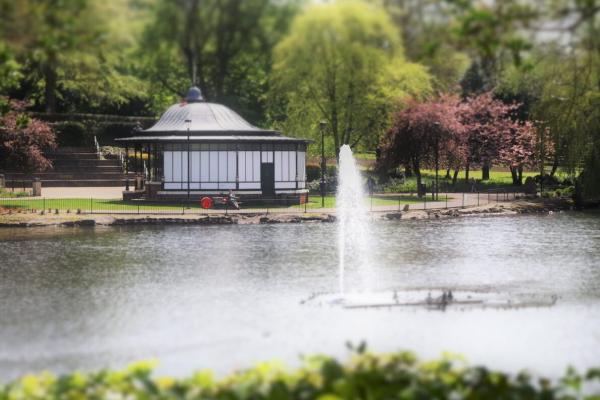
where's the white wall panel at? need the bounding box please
[181,152,188,182]
[200,151,209,181]
[209,152,218,181]
[219,182,236,189]
[218,151,227,181]
[239,182,260,189]
[281,151,289,181]
[202,183,218,189]
[253,151,261,181]
[274,151,281,181]
[275,182,296,189]
[245,151,253,181]
[173,151,182,182]
[191,152,200,182]
[238,152,246,181]
[289,151,296,181]
[261,151,273,163]
[228,151,236,182]
[298,151,306,181]
[164,182,181,190]
[164,151,173,182]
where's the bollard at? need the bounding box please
[462,192,465,208]
[32,178,42,197]
[477,191,480,206]
[0,173,4,189]
[445,193,448,209]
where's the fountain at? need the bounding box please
[336,144,373,296]
[300,145,559,311]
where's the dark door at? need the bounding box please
[261,163,275,197]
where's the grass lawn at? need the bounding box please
[295,194,437,210]
[0,194,438,213]
[0,198,197,213]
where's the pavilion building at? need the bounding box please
[116,87,311,202]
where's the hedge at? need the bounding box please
[1,350,599,399]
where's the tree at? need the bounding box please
[452,0,538,95]
[380,0,470,92]
[459,92,539,184]
[269,1,432,157]
[0,98,56,172]
[0,0,148,114]
[139,0,298,123]
[377,95,464,193]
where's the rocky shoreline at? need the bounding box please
[0,198,576,228]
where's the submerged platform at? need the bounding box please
[301,289,559,311]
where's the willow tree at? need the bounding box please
[269,1,432,157]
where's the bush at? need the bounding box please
[306,164,338,182]
[53,121,92,147]
[306,164,321,181]
[1,351,598,399]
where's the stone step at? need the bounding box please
[47,146,95,153]
[50,159,121,167]
[4,172,133,180]
[47,152,100,160]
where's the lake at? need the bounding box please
[0,212,599,381]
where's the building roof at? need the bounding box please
[141,86,278,136]
[115,135,311,144]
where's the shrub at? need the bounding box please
[306,164,321,181]
[53,121,91,147]
[1,351,598,399]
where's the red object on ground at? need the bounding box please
[200,196,213,209]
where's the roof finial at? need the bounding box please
[185,86,204,103]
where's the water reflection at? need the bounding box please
[0,213,599,380]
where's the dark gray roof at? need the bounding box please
[116,135,311,143]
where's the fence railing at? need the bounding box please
[0,189,526,216]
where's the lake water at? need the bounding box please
[0,213,599,381]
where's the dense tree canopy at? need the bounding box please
[269,1,432,157]
[0,0,599,197]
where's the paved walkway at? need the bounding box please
[29,187,126,199]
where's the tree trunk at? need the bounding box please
[413,158,422,197]
[452,169,459,185]
[510,167,519,185]
[517,166,523,185]
[482,162,490,180]
[445,168,451,179]
[465,164,470,181]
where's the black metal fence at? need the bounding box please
[0,188,528,216]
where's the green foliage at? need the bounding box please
[1,351,599,399]
[0,41,21,93]
[139,0,299,123]
[0,0,149,114]
[269,1,432,156]
[53,121,90,147]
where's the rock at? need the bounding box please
[384,213,402,220]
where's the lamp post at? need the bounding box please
[185,119,191,201]
[433,121,440,201]
[319,121,327,208]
